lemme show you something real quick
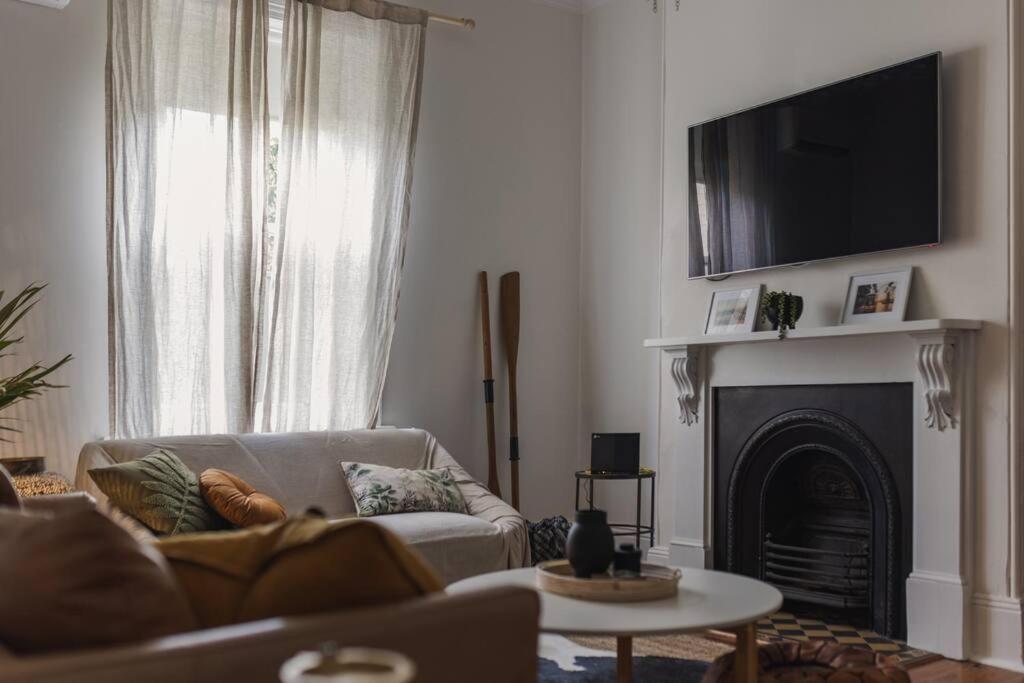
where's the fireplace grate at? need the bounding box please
[763,531,870,610]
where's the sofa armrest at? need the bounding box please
[74,442,118,503]
[460,478,532,565]
[425,437,532,568]
[0,586,540,683]
[20,492,96,516]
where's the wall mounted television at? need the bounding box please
[688,53,941,280]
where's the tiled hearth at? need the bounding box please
[757,612,937,667]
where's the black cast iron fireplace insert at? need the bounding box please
[713,384,913,639]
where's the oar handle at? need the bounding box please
[479,272,501,497]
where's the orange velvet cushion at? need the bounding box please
[199,469,286,528]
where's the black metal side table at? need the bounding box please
[574,468,655,548]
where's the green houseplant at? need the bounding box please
[0,284,72,442]
[761,290,804,339]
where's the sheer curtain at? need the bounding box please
[108,0,427,437]
[107,0,268,437]
[253,0,427,432]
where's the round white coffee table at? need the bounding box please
[448,566,782,683]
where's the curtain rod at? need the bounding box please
[428,12,475,29]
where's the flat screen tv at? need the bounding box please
[688,53,941,279]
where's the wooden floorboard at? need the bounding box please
[910,660,1024,683]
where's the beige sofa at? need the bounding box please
[74,428,531,584]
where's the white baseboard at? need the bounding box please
[646,545,670,566]
[669,537,711,568]
[970,593,1023,669]
[906,571,968,659]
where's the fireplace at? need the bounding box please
[713,384,913,639]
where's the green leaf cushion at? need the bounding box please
[341,462,468,517]
[88,450,226,535]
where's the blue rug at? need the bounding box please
[538,656,708,682]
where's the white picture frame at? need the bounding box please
[705,285,764,335]
[839,266,913,325]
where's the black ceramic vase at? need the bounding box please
[566,509,615,578]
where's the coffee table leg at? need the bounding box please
[616,636,633,683]
[732,623,758,683]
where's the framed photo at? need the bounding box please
[839,267,913,325]
[705,285,764,335]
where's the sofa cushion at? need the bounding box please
[88,449,226,535]
[200,468,287,528]
[0,507,197,654]
[156,515,443,628]
[366,512,509,585]
[341,462,467,517]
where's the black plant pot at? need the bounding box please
[763,296,804,331]
[566,509,615,578]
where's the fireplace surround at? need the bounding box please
[713,384,913,639]
[644,319,980,659]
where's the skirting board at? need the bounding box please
[970,593,1024,671]
[906,571,968,659]
[646,545,670,566]
[669,537,712,568]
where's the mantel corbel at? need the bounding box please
[665,344,702,426]
[910,330,961,432]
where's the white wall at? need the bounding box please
[576,0,1024,667]
[380,0,584,522]
[653,0,1018,667]
[0,0,584,521]
[0,0,108,477]
[578,3,662,541]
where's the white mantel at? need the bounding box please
[645,318,982,349]
[644,319,982,659]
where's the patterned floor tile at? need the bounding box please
[755,612,939,667]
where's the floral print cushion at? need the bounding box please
[341,462,468,517]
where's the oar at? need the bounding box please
[500,271,521,510]
[479,272,501,497]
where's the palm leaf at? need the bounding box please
[134,450,218,534]
[0,284,72,437]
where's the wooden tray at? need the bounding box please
[535,560,681,602]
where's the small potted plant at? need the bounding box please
[761,290,803,339]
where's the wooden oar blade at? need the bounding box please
[500,271,521,368]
